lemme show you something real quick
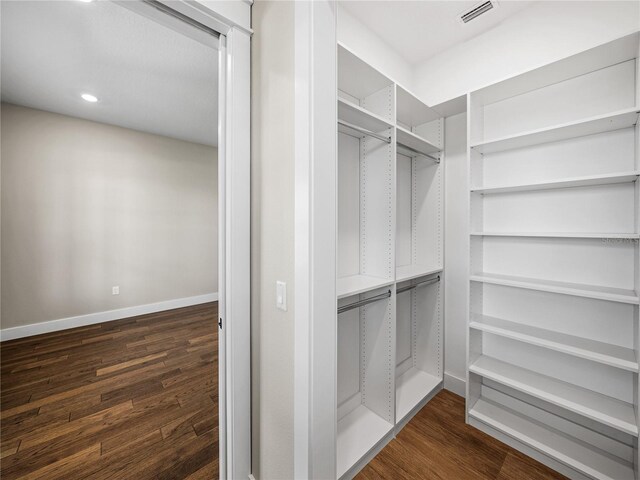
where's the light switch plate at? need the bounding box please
[276,281,287,311]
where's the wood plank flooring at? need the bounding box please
[3,303,567,480]
[1,302,218,480]
[357,389,568,480]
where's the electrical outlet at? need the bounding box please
[112,286,120,295]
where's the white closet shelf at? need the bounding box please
[337,405,393,479]
[338,98,393,133]
[337,274,394,299]
[471,107,640,154]
[470,314,638,372]
[470,272,640,305]
[471,171,640,194]
[469,398,635,480]
[469,355,638,436]
[396,265,442,283]
[470,232,640,239]
[396,126,441,156]
[396,368,441,424]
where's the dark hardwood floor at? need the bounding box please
[357,389,567,480]
[1,302,218,480]
[2,303,565,480]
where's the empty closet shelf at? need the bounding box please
[396,265,442,283]
[396,126,441,157]
[469,355,638,436]
[470,232,640,239]
[470,314,638,372]
[338,98,393,133]
[337,405,393,479]
[469,398,635,480]
[471,171,640,194]
[337,274,394,299]
[470,107,640,154]
[396,368,441,423]
[470,272,640,305]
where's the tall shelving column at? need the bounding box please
[466,33,640,480]
[335,43,446,479]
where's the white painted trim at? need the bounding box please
[0,293,218,342]
[294,1,338,479]
[444,372,466,398]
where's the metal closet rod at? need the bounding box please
[338,120,392,144]
[338,289,392,314]
[397,143,440,164]
[397,275,440,294]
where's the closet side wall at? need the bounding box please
[443,112,468,396]
[251,2,296,478]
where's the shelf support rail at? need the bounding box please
[397,275,440,294]
[397,143,440,164]
[338,120,392,144]
[337,289,392,314]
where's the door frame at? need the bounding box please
[135,2,252,478]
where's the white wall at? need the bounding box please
[443,112,468,397]
[1,103,218,330]
[337,3,414,91]
[414,1,640,106]
[251,1,296,478]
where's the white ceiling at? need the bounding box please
[1,0,218,146]
[340,0,534,66]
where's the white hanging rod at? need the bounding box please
[338,120,392,144]
[397,143,440,163]
[397,275,440,294]
[338,289,392,314]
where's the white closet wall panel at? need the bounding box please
[338,132,362,278]
[476,128,636,188]
[479,184,636,233]
[480,285,636,348]
[481,237,636,289]
[337,308,361,413]
[481,59,636,142]
[396,154,413,267]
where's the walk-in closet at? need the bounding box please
[329,8,640,479]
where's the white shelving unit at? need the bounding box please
[336,43,445,479]
[467,32,640,480]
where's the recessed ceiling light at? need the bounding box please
[81,93,98,103]
[77,0,94,3]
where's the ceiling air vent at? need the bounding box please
[460,1,495,23]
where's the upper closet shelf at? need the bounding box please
[469,355,638,436]
[337,274,394,300]
[397,126,441,158]
[470,272,640,305]
[338,98,393,134]
[471,108,639,154]
[470,232,640,239]
[471,171,640,194]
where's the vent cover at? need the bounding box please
[460,1,495,23]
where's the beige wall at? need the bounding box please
[251,1,296,478]
[1,103,218,330]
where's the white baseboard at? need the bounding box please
[444,372,466,397]
[0,293,218,342]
